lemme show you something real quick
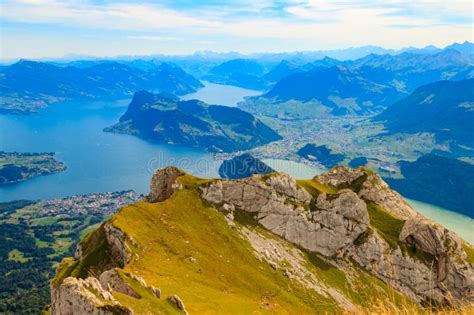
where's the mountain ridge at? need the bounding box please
[374,79,474,149]
[106,91,282,152]
[0,60,204,114]
[49,166,474,314]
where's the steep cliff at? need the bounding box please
[50,166,473,314]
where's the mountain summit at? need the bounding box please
[50,166,474,314]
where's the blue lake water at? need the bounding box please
[0,84,472,243]
[181,81,261,106]
[0,99,220,201]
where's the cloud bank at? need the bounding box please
[0,0,472,59]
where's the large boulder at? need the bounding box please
[148,166,184,202]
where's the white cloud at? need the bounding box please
[1,0,217,30]
[0,0,472,58]
[128,35,179,42]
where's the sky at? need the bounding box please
[0,0,473,60]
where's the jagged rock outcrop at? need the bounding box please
[200,169,473,304]
[148,166,184,202]
[202,174,369,256]
[349,225,474,304]
[99,269,140,299]
[52,212,165,315]
[399,218,474,298]
[103,223,132,266]
[169,295,188,314]
[50,277,132,315]
[315,166,418,220]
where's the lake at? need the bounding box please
[0,84,472,243]
[181,81,262,106]
[0,99,222,201]
[0,83,262,201]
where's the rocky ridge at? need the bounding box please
[50,166,474,314]
[201,166,473,304]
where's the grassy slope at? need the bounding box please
[110,175,336,314]
[55,174,421,313]
[56,174,474,314]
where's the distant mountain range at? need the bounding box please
[10,41,471,70]
[374,79,474,149]
[105,91,282,152]
[202,59,268,90]
[0,60,203,114]
[239,47,473,118]
[348,49,473,92]
[262,60,305,83]
[2,42,472,117]
[183,42,473,92]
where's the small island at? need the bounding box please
[0,151,66,184]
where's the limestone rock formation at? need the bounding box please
[201,169,474,304]
[103,223,132,266]
[51,166,474,313]
[202,174,369,256]
[50,277,131,315]
[148,166,184,202]
[99,269,140,299]
[315,166,418,220]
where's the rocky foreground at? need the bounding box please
[50,166,473,314]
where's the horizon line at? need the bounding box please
[1,40,472,64]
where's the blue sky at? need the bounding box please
[0,0,472,60]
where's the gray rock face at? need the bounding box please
[201,170,474,304]
[399,218,474,299]
[202,174,369,256]
[103,222,132,266]
[99,269,140,299]
[169,295,188,314]
[315,166,418,220]
[349,225,474,304]
[148,166,184,202]
[50,277,132,315]
[349,231,441,302]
